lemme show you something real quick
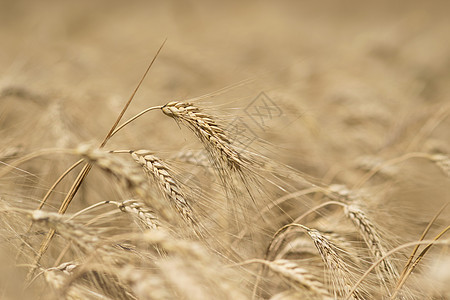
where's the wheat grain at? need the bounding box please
[2,19,449,299]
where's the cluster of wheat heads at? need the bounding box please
[1,63,450,299]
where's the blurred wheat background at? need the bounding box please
[1,1,449,299]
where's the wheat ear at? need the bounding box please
[169,149,211,167]
[262,259,332,299]
[270,223,366,299]
[306,228,366,300]
[326,185,399,292]
[30,210,100,252]
[77,146,171,221]
[161,101,247,171]
[44,262,79,290]
[128,150,197,226]
[117,199,160,230]
[77,146,149,199]
[344,205,398,289]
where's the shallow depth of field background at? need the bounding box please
[1,0,449,299]
[2,0,449,206]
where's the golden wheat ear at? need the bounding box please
[161,101,247,171]
[129,150,197,225]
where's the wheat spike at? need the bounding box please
[77,145,149,199]
[266,259,332,299]
[44,262,79,290]
[306,228,366,300]
[30,210,102,253]
[344,205,398,289]
[119,265,174,300]
[161,101,247,171]
[117,199,160,230]
[169,149,211,167]
[129,150,197,226]
[77,146,171,221]
[45,262,138,300]
[327,185,399,292]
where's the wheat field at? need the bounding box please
[1,1,449,299]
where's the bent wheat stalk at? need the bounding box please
[392,225,450,299]
[27,41,166,281]
[344,205,398,292]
